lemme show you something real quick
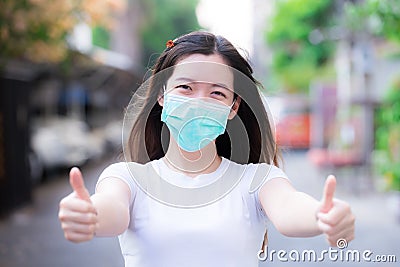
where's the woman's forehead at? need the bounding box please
[168,54,234,89]
[177,53,228,65]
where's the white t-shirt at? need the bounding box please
[97,157,288,267]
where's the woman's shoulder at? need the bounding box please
[99,161,153,179]
[223,158,288,193]
[224,158,285,175]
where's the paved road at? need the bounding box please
[0,151,399,266]
[0,157,124,267]
[261,151,400,266]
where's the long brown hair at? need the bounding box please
[125,31,280,167]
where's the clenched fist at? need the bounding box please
[58,167,98,243]
[317,175,355,247]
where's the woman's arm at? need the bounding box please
[259,175,355,246]
[59,167,131,243]
[91,177,131,236]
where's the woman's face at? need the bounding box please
[162,53,236,107]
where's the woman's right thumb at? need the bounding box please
[69,167,91,202]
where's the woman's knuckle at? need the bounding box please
[90,213,98,222]
[327,237,336,245]
[84,203,94,213]
[325,226,335,236]
[59,199,67,209]
[60,222,68,230]
[58,211,67,221]
[343,203,351,213]
[64,232,72,241]
[350,214,356,224]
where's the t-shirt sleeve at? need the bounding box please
[96,162,137,205]
[252,164,289,221]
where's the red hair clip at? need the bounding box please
[166,40,175,48]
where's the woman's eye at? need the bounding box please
[212,91,226,98]
[175,84,192,90]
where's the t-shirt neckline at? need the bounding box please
[151,157,229,188]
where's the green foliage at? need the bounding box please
[375,79,400,191]
[345,0,400,43]
[0,0,118,63]
[139,0,201,67]
[266,0,336,92]
[92,26,111,49]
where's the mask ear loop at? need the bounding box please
[229,96,238,110]
[157,85,167,105]
[231,98,236,107]
[159,84,167,99]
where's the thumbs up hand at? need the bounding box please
[316,175,355,247]
[58,167,98,243]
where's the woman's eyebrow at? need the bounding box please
[212,83,231,90]
[174,77,195,83]
[174,77,231,90]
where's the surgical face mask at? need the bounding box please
[161,94,234,152]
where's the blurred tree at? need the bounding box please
[139,0,201,67]
[345,0,400,43]
[375,79,400,191]
[345,0,400,191]
[92,26,111,50]
[265,0,337,93]
[0,0,124,64]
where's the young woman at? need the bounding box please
[59,31,355,267]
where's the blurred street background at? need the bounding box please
[1,0,399,266]
[0,151,399,266]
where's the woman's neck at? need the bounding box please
[163,139,222,178]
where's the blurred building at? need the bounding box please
[0,0,144,215]
[251,0,276,83]
[0,62,39,215]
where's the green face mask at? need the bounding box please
[161,94,233,152]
